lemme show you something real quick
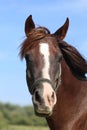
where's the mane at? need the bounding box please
[20,26,50,59]
[59,41,87,81]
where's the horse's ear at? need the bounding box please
[53,18,69,41]
[25,15,35,37]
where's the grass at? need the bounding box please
[0,125,49,130]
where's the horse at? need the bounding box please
[20,15,87,130]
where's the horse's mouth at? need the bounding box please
[34,105,53,117]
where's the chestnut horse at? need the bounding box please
[20,15,87,130]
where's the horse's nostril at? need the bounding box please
[35,90,42,103]
[47,92,55,106]
[52,92,54,98]
[51,92,55,103]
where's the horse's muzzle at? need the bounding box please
[32,82,57,117]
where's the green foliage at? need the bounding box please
[0,102,47,128]
[0,125,49,130]
[0,110,8,129]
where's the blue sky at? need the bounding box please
[0,0,87,106]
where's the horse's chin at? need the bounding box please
[35,111,52,117]
[34,105,53,117]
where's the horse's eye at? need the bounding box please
[56,53,62,62]
[58,53,63,62]
[25,54,32,62]
[25,54,29,61]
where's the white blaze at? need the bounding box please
[39,43,57,108]
[40,43,50,79]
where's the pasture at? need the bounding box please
[0,125,49,130]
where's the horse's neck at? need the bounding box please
[46,59,87,130]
